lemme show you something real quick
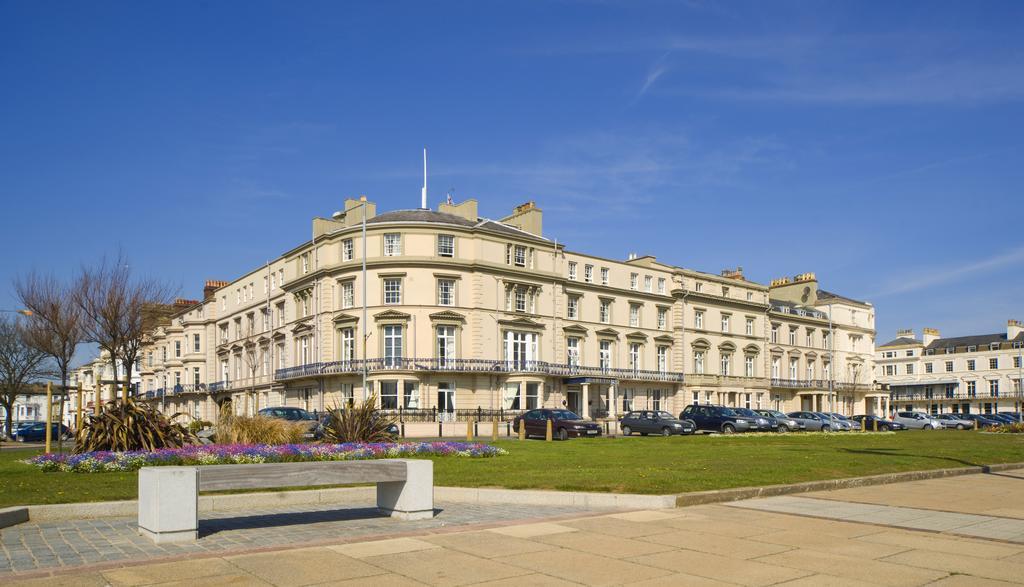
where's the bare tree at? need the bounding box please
[74,253,175,401]
[15,271,85,450]
[0,316,50,438]
[240,313,268,415]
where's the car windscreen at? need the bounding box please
[718,408,738,417]
[550,410,580,420]
[656,411,675,420]
[735,408,758,417]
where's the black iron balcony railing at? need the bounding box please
[274,357,685,383]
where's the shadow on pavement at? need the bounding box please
[199,506,445,538]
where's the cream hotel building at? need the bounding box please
[139,197,881,424]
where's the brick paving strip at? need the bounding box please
[730,496,1024,542]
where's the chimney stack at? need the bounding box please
[1008,319,1023,341]
[204,280,228,300]
[922,327,941,346]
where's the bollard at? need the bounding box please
[400,422,406,438]
[438,421,443,438]
[467,419,474,441]
[974,418,978,430]
[545,418,553,442]
[492,417,498,441]
[518,418,526,440]
[44,382,53,454]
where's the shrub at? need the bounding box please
[76,398,196,453]
[992,422,1024,434]
[216,414,308,445]
[188,419,213,434]
[322,394,397,443]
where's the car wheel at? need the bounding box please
[622,425,632,436]
[722,423,736,434]
[558,428,568,441]
[661,427,672,437]
[882,424,890,431]
[956,424,965,430]
[924,424,933,430]
[777,424,789,433]
[821,425,830,432]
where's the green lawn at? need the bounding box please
[2,431,1022,507]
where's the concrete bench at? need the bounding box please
[137,459,433,543]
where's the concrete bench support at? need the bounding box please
[137,459,433,543]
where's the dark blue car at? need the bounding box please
[14,422,72,442]
[678,404,757,434]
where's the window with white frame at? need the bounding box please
[568,261,577,281]
[566,337,580,366]
[437,234,454,257]
[906,364,914,375]
[436,325,456,366]
[600,267,609,285]
[513,245,526,267]
[599,300,610,324]
[745,355,755,377]
[276,342,285,369]
[694,310,704,329]
[629,343,641,371]
[694,350,705,374]
[380,381,399,409]
[967,359,976,371]
[946,360,954,372]
[298,336,310,365]
[584,264,593,283]
[694,282,703,292]
[278,268,284,285]
[599,340,612,371]
[341,281,354,309]
[567,295,579,319]
[925,362,933,373]
[805,330,813,347]
[174,340,181,357]
[721,314,730,333]
[629,304,640,327]
[747,291,754,301]
[514,288,527,313]
[746,317,754,336]
[437,279,455,306]
[342,238,353,261]
[657,308,667,330]
[301,253,310,274]
[1016,356,1022,369]
[504,330,538,369]
[657,346,668,373]
[990,380,999,396]
[789,357,798,379]
[383,233,401,256]
[771,356,780,378]
[630,273,638,290]
[788,328,797,345]
[771,324,778,343]
[383,278,402,304]
[807,360,815,380]
[967,380,976,396]
[720,353,732,376]
[722,286,730,298]
[193,367,201,386]
[657,277,666,294]
[822,331,830,349]
[340,328,354,363]
[644,275,652,292]
[383,325,403,367]
[989,357,998,369]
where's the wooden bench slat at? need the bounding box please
[197,461,409,492]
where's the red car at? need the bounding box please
[512,409,602,440]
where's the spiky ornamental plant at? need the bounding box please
[322,394,397,443]
[76,398,195,453]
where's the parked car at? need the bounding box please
[512,409,601,440]
[986,413,1017,425]
[258,406,322,440]
[823,412,856,431]
[14,422,72,442]
[960,414,1003,429]
[893,411,944,430]
[679,404,757,434]
[619,410,696,436]
[933,414,975,430]
[734,408,777,432]
[787,411,830,431]
[850,415,904,431]
[754,409,803,432]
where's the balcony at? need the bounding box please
[687,374,769,387]
[274,358,685,384]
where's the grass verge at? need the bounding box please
[2,430,1022,507]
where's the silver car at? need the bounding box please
[893,411,943,430]
[787,411,829,431]
[826,412,857,431]
[933,414,975,430]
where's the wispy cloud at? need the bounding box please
[633,51,672,102]
[871,246,1024,298]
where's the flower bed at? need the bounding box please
[26,442,507,473]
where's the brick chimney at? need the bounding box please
[922,327,941,346]
[204,280,228,300]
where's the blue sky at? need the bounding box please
[2,0,1022,355]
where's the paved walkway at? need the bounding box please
[1,501,612,577]
[7,470,1024,585]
